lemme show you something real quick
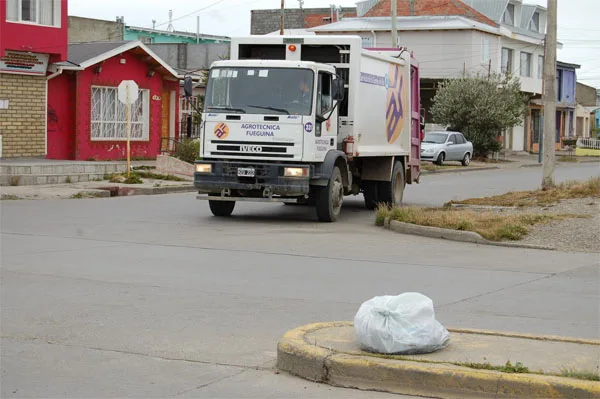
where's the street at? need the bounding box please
[1,163,599,398]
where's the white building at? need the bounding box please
[310,0,548,152]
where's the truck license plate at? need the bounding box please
[237,167,255,177]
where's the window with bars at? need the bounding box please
[91,86,150,141]
[5,0,61,27]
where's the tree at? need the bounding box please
[430,73,529,158]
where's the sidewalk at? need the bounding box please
[277,322,600,399]
[1,178,195,200]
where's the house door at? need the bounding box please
[161,91,170,152]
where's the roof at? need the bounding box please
[557,61,581,70]
[266,29,316,36]
[361,0,498,27]
[126,26,230,42]
[55,41,183,79]
[310,15,500,35]
[461,0,508,22]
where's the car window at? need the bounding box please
[449,135,457,144]
[457,134,465,144]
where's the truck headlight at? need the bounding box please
[284,167,308,177]
[195,164,212,173]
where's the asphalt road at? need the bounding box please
[1,163,599,398]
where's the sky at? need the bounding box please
[68,0,600,88]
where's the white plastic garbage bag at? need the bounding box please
[354,292,450,354]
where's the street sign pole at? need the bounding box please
[117,80,139,178]
[126,90,131,176]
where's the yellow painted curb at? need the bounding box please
[277,322,600,399]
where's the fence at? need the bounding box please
[179,96,202,139]
[576,137,600,150]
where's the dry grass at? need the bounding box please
[446,177,600,208]
[420,163,462,172]
[376,205,574,241]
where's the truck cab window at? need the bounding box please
[317,72,333,116]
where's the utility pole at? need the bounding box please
[280,0,285,35]
[542,0,557,189]
[391,0,398,48]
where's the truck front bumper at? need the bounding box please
[194,160,311,198]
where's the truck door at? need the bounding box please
[314,71,337,158]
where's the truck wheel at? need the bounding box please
[377,161,405,207]
[316,165,344,222]
[208,199,235,217]
[363,181,378,210]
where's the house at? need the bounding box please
[68,16,230,44]
[46,41,183,160]
[251,7,357,35]
[528,61,580,152]
[309,0,550,153]
[0,0,68,158]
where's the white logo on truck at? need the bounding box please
[241,145,263,153]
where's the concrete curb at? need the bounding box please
[277,322,600,399]
[92,185,197,197]
[386,220,554,251]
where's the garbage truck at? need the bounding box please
[185,35,423,222]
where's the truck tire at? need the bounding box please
[316,165,344,222]
[377,161,405,207]
[362,181,378,210]
[208,199,235,217]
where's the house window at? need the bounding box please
[520,52,532,77]
[501,47,513,74]
[91,86,150,141]
[482,38,491,63]
[529,12,540,32]
[503,3,515,25]
[538,55,544,79]
[5,0,60,27]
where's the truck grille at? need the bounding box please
[210,140,295,159]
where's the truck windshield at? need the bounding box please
[205,67,314,116]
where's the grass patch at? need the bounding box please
[378,205,568,241]
[457,360,529,374]
[71,192,103,199]
[446,177,600,207]
[65,176,73,184]
[135,171,185,181]
[557,155,578,163]
[420,163,462,172]
[106,173,143,184]
[560,368,600,381]
[1,194,21,200]
[132,165,155,171]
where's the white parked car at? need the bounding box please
[421,131,473,166]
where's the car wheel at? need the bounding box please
[435,152,445,166]
[462,153,471,166]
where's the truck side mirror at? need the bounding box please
[332,77,345,101]
[184,76,193,98]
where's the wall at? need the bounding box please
[47,72,76,159]
[148,43,230,70]
[250,8,356,35]
[0,74,46,157]
[0,0,68,62]
[576,82,597,106]
[68,16,123,43]
[71,52,180,160]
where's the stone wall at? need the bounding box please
[0,74,46,157]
